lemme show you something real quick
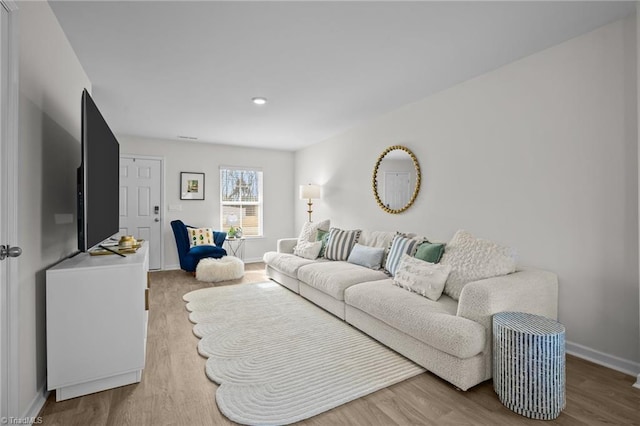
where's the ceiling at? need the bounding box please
[49,1,635,151]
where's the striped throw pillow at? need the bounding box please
[324,228,361,261]
[385,234,420,276]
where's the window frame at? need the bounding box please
[219,166,264,238]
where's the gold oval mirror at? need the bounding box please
[372,145,421,214]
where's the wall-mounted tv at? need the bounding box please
[77,89,120,252]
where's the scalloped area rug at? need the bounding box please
[183,281,425,425]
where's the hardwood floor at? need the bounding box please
[39,263,640,425]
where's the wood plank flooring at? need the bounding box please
[38,263,640,425]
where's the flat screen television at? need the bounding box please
[77,89,120,252]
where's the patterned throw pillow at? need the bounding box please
[293,241,323,260]
[393,254,452,301]
[324,228,361,261]
[297,220,330,246]
[440,230,516,301]
[384,234,420,276]
[188,227,214,247]
[316,229,330,258]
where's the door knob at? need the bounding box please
[0,245,22,260]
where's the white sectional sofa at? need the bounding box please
[263,229,558,391]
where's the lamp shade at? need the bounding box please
[299,184,321,200]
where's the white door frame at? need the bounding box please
[0,0,19,419]
[120,154,165,270]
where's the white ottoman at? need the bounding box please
[196,256,244,282]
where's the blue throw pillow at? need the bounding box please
[347,243,385,270]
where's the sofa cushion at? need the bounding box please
[188,227,214,247]
[297,220,330,246]
[358,230,396,248]
[358,230,397,266]
[190,244,226,257]
[440,230,516,301]
[297,261,387,301]
[414,241,446,264]
[345,280,485,359]
[263,251,319,278]
[293,241,322,260]
[384,234,420,276]
[347,243,385,270]
[393,254,452,301]
[324,228,361,261]
[316,229,330,257]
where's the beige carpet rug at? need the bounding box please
[183,281,425,426]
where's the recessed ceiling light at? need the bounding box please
[252,97,267,105]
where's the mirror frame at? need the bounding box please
[372,145,421,214]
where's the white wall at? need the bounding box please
[17,1,91,417]
[296,16,640,373]
[117,136,295,267]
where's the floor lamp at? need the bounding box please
[299,184,321,222]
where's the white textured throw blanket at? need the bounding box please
[183,282,425,425]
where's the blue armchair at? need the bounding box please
[170,220,227,272]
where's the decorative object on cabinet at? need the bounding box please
[118,235,137,248]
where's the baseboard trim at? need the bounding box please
[244,257,263,264]
[566,340,640,378]
[162,264,180,271]
[22,385,48,424]
[634,374,640,389]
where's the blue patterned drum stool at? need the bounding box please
[493,312,566,420]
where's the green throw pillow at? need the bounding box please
[414,242,445,264]
[316,229,330,258]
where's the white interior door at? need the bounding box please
[384,171,410,210]
[0,0,18,419]
[119,156,163,270]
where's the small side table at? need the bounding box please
[493,311,566,420]
[224,238,245,261]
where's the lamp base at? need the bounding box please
[307,200,313,222]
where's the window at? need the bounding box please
[220,167,263,237]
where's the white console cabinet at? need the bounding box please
[46,243,149,401]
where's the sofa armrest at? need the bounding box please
[456,267,559,332]
[277,238,298,254]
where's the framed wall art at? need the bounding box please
[180,172,205,200]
